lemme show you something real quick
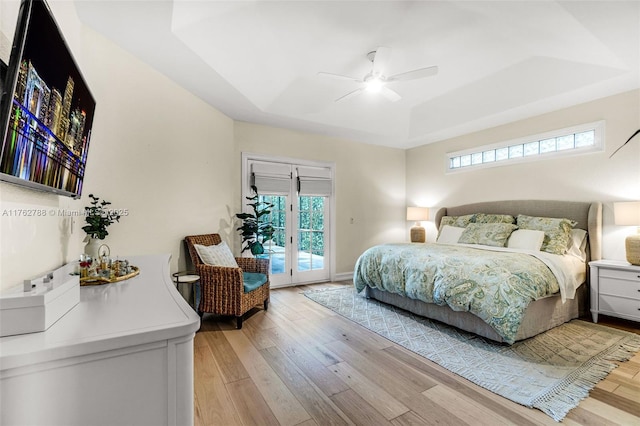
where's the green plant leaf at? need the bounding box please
[82,194,122,239]
[236,186,279,257]
[250,242,264,255]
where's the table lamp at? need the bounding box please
[614,201,640,265]
[407,207,429,243]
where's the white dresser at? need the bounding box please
[589,259,640,324]
[0,254,201,426]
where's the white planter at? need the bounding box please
[84,237,107,260]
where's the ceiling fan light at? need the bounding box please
[365,78,384,93]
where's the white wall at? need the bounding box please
[2,1,637,292]
[406,90,640,260]
[234,122,406,276]
[0,1,405,290]
[0,1,235,291]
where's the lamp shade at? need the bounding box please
[614,201,640,265]
[407,207,429,222]
[614,201,640,226]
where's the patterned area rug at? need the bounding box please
[304,286,640,421]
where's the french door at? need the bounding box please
[242,155,333,287]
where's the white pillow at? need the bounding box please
[567,229,588,261]
[194,242,238,267]
[507,229,545,251]
[437,225,465,244]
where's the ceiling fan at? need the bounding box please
[318,46,438,103]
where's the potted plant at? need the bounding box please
[236,186,275,256]
[82,194,121,258]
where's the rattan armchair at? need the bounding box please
[184,233,270,329]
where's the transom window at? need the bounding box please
[446,121,605,173]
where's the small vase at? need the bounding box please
[84,237,103,260]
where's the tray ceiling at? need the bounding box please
[76,1,640,149]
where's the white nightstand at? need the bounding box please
[589,260,640,324]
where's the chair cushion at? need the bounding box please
[242,272,268,293]
[194,242,238,267]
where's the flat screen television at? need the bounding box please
[0,0,95,199]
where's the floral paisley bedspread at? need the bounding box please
[353,243,561,344]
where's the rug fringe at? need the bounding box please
[533,336,640,422]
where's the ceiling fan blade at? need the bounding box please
[372,46,392,76]
[317,72,362,83]
[335,88,364,103]
[386,65,438,82]
[380,86,401,102]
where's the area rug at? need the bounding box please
[304,286,640,422]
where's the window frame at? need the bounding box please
[445,120,605,173]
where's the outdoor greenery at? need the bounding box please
[82,194,121,240]
[263,195,287,250]
[261,195,324,256]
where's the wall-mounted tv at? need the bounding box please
[0,0,95,199]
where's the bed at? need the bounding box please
[354,200,602,344]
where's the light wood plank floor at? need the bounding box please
[194,282,640,426]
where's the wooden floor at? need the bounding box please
[193,282,640,426]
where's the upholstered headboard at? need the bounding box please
[435,200,602,263]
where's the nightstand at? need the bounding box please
[589,260,640,324]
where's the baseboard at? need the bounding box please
[333,272,353,282]
[270,272,353,289]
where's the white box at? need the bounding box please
[0,262,79,337]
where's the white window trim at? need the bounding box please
[445,120,605,173]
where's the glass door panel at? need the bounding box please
[258,194,289,285]
[295,196,327,282]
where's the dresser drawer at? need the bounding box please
[599,277,640,299]
[599,268,640,282]
[599,294,640,321]
[590,261,640,324]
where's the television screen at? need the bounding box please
[0,0,95,199]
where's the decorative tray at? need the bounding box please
[80,266,140,286]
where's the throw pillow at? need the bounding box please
[194,241,238,267]
[566,229,588,261]
[506,229,545,251]
[516,215,577,255]
[458,223,518,247]
[439,214,475,230]
[474,213,516,224]
[436,225,466,244]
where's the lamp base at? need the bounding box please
[410,226,426,243]
[626,234,640,266]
